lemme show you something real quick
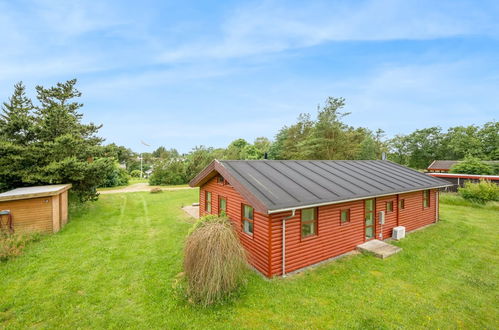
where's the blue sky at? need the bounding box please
[1,0,498,153]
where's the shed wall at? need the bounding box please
[0,197,53,233]
[200,176,271,276]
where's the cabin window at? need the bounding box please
[386,201,394,212]
[205,191,212,213]
[301,207,317,238]
[340,209,350,224]
[423,190,430,208]
[242,204,254,235]
[217,176,225,184]
[219,196,227,216]
[399,199,405,210]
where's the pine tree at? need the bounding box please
[0,82,35,145]
[0,79,114,201]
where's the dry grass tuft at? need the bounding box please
[1,232,40,261]
[150,187,162,193]
[184,216,247,306]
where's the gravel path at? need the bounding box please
[99,182,193,194]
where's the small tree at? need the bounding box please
[450,156,494,175]
[184,216,247,306]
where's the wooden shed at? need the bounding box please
[190,160,452,278]
[0,184,72,234]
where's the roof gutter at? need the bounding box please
[268,185,452,214]
[282,209,296,277]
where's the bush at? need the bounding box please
[1,232,40,261]
[183,216,247,306]
[100,163,130,187]
[149,159,186,185]
[130,169,142,178]
[450,156,494,175]
[458,180,499,204]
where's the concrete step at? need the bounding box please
[357,239,402,259]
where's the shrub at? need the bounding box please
[130,169,142,178]
[458,180,499,204]
[0,232,40,261]
[100,163,130,187]
[450,156,494,175]
[149,159,186,185]
[183,216,247,306]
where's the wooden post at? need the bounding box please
[52,195,61,233]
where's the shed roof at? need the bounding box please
[428,160,499,170]
[0,184,72,202]
[190,160,451,214]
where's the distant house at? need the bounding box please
[427,160,499,173]
[189,160,451,277]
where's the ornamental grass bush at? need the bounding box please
[183,215,247,306]
[458,180,499,204]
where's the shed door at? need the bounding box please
[365,199,375,240]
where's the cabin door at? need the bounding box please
[364,199,375,240]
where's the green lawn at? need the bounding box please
[97,178,188,191]
[1,191,498,328]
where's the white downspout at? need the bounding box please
[282,209,296,277]
[436,190,439,222]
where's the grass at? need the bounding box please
[97,178,189,191]
[0,191,497,328]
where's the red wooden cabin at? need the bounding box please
[190,160,451,278]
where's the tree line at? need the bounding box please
[149,97,498,185]
[1,80,497,198]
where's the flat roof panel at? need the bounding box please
[0,184,71,202]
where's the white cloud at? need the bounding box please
[158,0,499,63]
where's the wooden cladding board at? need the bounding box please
[200,176,271,276]
[399,190,437,232]
[0,197,53,233]
[60,191,69,226]
[270,200,366,275]
[200,173,439,278]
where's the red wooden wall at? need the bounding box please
[199,175,439,278]
[199,176,271,276]
[399,190,437,232]
[269,200,365,276]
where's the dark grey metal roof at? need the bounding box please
[219,160,451,213]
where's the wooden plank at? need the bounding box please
[51,195,60,233]
[0,197,53,233]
